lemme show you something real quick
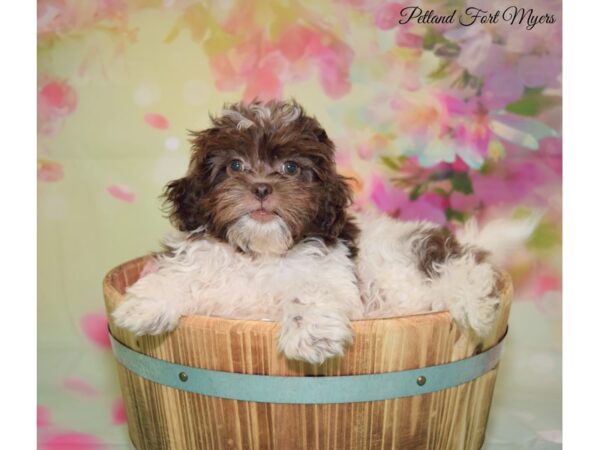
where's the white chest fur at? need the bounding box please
[154,235,361,320]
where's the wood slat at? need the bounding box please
[103,256,512,450]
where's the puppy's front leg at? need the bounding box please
[412,226,502,337]
[112,264,197,336]
[277,243,363,364]
[278,295,355,365]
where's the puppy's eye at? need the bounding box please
[229,159,244,172]
[283,161,299,176]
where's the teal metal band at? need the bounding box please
[109,328,507,404]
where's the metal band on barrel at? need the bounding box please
[109,328,507,404]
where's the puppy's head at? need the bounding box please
[164,99,354,255]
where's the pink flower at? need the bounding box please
[447,28,505,77]
[112,398,127,425]
[452,37,525,110]
[210,54,243,92]
[38,78,77,136]
[476,54,561,110]
[454,121,491,161]
[518,54,562,88]
[450,157,470,172]
[537,137,562,176]
[144,113,169,130]
[208,33,283,101]
[390,91,490,168]
[38,160,64,182]
[37,406,51,427]
[39,432,105,450]
[373,3,422,49]
[388,89,557,168]
[80,313,110,349]
[63,376,99,397]
[38,0,130,41]
[208,24,353,101]
[314,43,353,99]
[394,27,422,49]
[370,175,446,224]
[444,8,562,109]
[533,274,561,298]
[243,66,283,102]
[480,67,525,110]
[374,3,405,30]
[279,25,322,61]
[106,184,135,203]
[450,158,553,211]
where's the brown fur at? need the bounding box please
[163,100,356,252]
[491,269,507,299]
[413,228,463,278]
[412,227,492,278]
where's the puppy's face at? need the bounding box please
[165,100,353,255]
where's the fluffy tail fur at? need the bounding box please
[456,214,542,266]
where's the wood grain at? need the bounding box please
[104,256,513,450]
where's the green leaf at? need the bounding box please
[450,172,473,195]
[381,156,402,171]
[527,221,562,249]
[434,42,460,59]
[432,187,449,197]
[445,208,467,222]
[428,60,452,80]
[409,184,426,201]
[422,28,440,50]
[478,160,495,175]
[505,90,562,117]
[427,169,453,181]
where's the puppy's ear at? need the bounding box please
[163,129,215,231]
[314,174,353,242]
[314,127,330,145]
[304,116,334,149]
[163,176,204,231]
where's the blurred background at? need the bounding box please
[38,1,562,448]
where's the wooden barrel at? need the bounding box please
[103,256,512,450]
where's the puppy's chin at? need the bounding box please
[226,214,293,256]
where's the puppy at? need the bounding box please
[113,99,531,364]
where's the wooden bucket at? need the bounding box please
[103,256,512,450]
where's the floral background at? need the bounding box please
[38,0,562,448]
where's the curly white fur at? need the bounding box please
[356,213,501,336]
[113,213,532,364]
[226,215,292,255]
[113,231,362,364]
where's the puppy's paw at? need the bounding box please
[451,293,500,338]
[112,294,180,336]
[448,265,502,337]
[278,315,353,364]
[278,330,349,365]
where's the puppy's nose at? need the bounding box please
[253,183,273,200]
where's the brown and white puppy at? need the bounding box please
[113,99,533,364]
[164,100,358,256]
